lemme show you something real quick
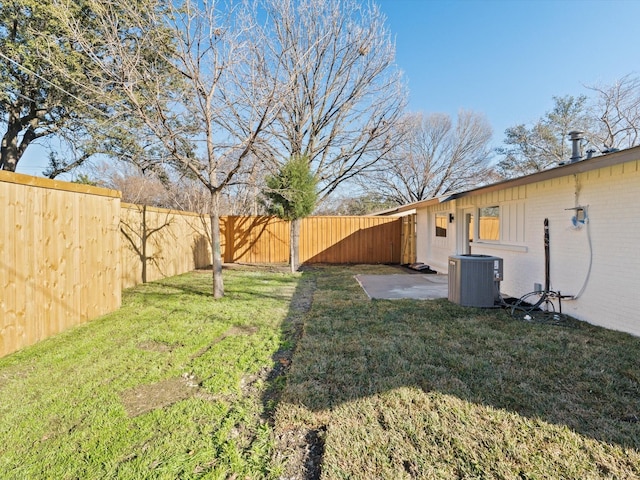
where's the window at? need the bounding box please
[478,206,499,240]
[435,213,448,237]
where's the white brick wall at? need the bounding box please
[416,206,455,272]
[416,160,640,336]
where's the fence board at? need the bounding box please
[221,216,289,264]
[1,181,17,355]
[221,215,401,265]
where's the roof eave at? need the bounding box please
[377,145,640,214]
[448,146,640,201]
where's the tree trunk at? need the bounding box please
[1,124,20,172]
[210,191,224,298]
[290,217,301,273]
[1,108,39,172]
[141,205,147,283]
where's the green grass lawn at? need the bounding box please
[1,265,640,479]
[0,268,306,479]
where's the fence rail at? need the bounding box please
[1,171,404,358]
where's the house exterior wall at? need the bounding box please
[416,159,640,336]
[416,203,455,273]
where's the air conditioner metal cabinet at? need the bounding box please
[448,255,503,307]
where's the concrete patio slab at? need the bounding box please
[355,274,448,300]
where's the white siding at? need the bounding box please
[501,201,526,244]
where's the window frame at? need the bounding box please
[435,212,448,238]
[477,205,500,242]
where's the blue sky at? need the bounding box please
[378,0,640,152]
[16,0,640,176]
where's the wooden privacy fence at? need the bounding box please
[222,215,402,264]
[0,172,121,358]
[221,216,289,264]
[301,216,400,264]
[120,203,211,289]
[1,171,403,357]
[122,213,403,284]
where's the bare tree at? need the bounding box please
[587,74,640,151]
[497,75,640,178]
[255,0,407,201]
[61,0,283,297]
[44,117,170,179]
[314,192,397,215]
[95,162,172,207]
[168,172,265,216]
[361,111,493,205]
[249,0,406,269]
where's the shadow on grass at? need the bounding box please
[260,271,325,480]
[141,270,297,304]
[279,267,640,452]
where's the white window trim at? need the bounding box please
[473,241,528,253]
[477,205,500,242]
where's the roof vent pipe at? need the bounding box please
[568,130,584,162]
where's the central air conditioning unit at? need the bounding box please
[448,254,503,307]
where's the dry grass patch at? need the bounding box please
[275,265,640,479]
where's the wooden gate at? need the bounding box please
[400,214,417,265]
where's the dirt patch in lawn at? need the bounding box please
[275,426,326,480]
[266,273,322,479]
[120,373,200,417]
[226,325,259,336]
[137,340,180,352]
[0,366,33,393]
[125,325,261,417]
